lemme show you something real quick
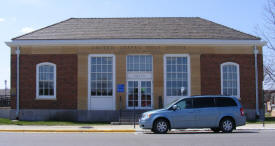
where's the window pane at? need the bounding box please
[167,65,172,72]
[216,97,237,107]
[91,81,96,89]
[91,65,96,72]
[107,57,112,64]
[107,89,112,96]
[193,98,215,108]
[91,57,97,64]
[176,98,192,109]
[140,56,145,64]
[49,66,54,72]
[49,89,54,95]
[108,65,112,72]
[102,65,107,72]
[96,73,101,80]
[140,64,145,71]
[171,65,176,72]
[134,56,139,63]
[96,65,101,72]
[108,81,112,88]
[177,57,183,64]
[97,57,102,64]
[102,57,108,64]
[102,73,107,80]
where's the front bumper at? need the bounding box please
[139,118,153,129]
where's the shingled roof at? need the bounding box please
[13,17,260,40]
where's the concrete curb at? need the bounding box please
[0,128,274,133]
[0,129,136,133]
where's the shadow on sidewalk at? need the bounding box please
[143,130,260,135]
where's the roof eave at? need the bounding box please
[5,39,266,47]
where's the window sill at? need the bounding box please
[36,96,56,100]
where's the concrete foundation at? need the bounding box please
[0,108,264,122]
[8,109,119,122]
[0,108,11,119]
[244,109,265,121]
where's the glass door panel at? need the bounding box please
[141,81,152,108]
[128,81,138,107]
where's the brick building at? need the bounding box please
[6,17,265,121]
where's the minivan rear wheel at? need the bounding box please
[153,119,169,134]
[219,118,234,133]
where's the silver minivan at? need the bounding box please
[139,95,246,134]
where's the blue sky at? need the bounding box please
[0,0,270,89]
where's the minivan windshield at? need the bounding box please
[163,98,183,109]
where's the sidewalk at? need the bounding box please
[0,124,274,133]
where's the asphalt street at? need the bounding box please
[0,130,274,146]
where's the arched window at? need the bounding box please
[36,62,56,99]
[221,62,240,98]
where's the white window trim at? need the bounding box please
[163,54,191,104]
[36,62,56,100]
[88,54,116,110]
[220,62,240,99]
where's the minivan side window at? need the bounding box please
[215,97,237,107]
[193,98,215,108]
[175,98,193,110]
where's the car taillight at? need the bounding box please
[240,108,244,116]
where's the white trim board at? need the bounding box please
[6,39,266,47]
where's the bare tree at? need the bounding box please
[259,0,275,90]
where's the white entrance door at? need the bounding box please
[127,80,152,109]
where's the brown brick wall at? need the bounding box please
[11,54,77,109]
[200,54,263,109]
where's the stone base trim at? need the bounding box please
[8,109,119,122]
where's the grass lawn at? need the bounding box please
[0,118,109,126]
[247,117,275,124]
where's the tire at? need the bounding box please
[219,118,234,133]
[211,128,220,133]
[153,119,169,134]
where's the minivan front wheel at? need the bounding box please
[153,119,169,134]
[220,118,234,133]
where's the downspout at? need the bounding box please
[15,46,20,120]
[254,45,260,118]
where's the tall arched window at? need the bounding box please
[36,62,56,99]
[221,62,240,98]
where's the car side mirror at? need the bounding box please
[172,105,178,111]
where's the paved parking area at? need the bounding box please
[0,129,274,146]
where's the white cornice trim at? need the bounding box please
[5,39,266,47]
